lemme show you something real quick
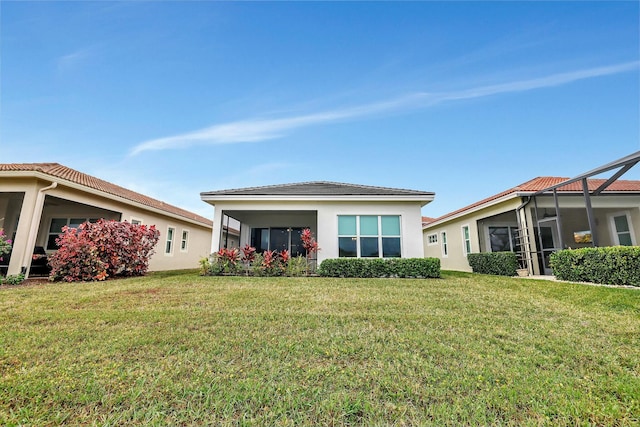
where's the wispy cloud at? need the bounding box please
[56,48,91,72]
[130,61,639,156]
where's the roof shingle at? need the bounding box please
[201,181,434,197]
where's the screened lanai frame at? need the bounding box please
[516,150,640,275]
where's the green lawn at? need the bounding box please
[1,271,638,426]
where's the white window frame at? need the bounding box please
[130,218,143,225]
[46,217,100,251]
[337,215,402,258]
[608,211,636,246]
[426,233,438,246]
[165,226,176,255]
[461,224,472,256]
[180,229,189,252]
[441,231,448,258]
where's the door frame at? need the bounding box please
[537,217,560,275]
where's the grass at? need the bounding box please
[0,270,638,426]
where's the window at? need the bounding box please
[250,227,307,257]
[131,218,143,225]
[46,217,100,250]
[165,227,175,255]
[609,212,636,246]
[441,231,448,257]
[338,215,401,258]
[462,225,471,256]
[487,226,520,252]
[427,233,438,245]
[251,228,269,253]
[180,230,189,252]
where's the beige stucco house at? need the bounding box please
[201,182,435,264]
[0,163,213,277]
[423,176,640,275]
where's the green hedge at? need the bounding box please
[318,258,440,278]
[549,246,640,287]
[467,252,518,276]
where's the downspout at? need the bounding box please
[22,181,57,278]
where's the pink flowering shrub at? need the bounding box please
[49,219,160,282]
[0,228,12,261]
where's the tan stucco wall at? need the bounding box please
[423,197,524,272]
[1,176,212,275]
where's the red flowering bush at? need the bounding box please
[301,228,320,275]
[241,244,256,275]
[49,220,160,282]
[202,246,301,277]
[241,244,256,264]
[259,249,290,276]
[215,247,241,274]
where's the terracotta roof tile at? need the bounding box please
[426,176,640,226]
[422,216,436,226]
[0,163,212,227]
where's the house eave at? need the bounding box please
[1,170,213,229]
[422,192,522,230]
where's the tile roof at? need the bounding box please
[0,163,212,227]
[202,181,434,197]
[422,216,436,226]
[426,176,640,226]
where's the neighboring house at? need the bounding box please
[424,176,640,275]
[422,216,436,227]
[0,163,213,277]
[200,181,435,264]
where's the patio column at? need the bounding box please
[7,181,56,277]
[210,206,222,254]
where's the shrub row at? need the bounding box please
[318,258,440,278]
[550,246,640,287]
[467,252,518,276]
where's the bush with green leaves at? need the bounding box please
[467,252,518,276]
[286,255,308,277]
[1,273,25,286]
[550,246,640,286]
[318,258,440,278]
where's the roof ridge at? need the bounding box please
[202,180,433,195]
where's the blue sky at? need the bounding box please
[2,1,639,219]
